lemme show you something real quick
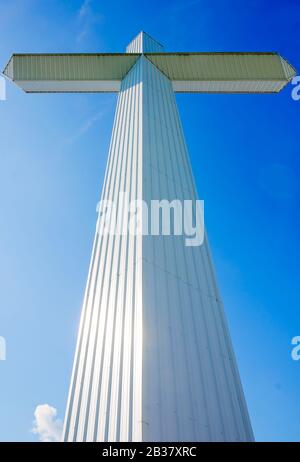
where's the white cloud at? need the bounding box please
[63,110,105,146]
[77,0,92,41]
[32,404,63,442]
[78,0,92,19]
[76,0,104,43]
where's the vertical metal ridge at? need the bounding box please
[81,99,125,439]
[117,59,138,442]
[87,78,129,441]
[159,57,209,439]
[140,56,253,441]
[62,230,99,441]
[150,57,178,440]
[91,78,128,440]
[147,56,164,439]
[157,64,212,440]
[151,56,192,440]
[178,75,252,440]
[166,89,228,440]
[106,58,136,440]
[74,86,131,436]
[97,68,133,441]
[64,81,121,440]
[63,36,254,442]
[73,74,126,441]
[95,63,134,441]
[168,72,245,436]
[126,32,164,54]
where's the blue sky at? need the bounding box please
[0,0,299,442]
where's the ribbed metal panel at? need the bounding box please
[126,32,143,53]
[2,56,13,79]
[3,49,295,94]
[146,52,296,88]
[141,55,253,442]
[15,80,121,93]
[3,53,139,81]
[126,31,164,54]
[280,56,296,79]
[63,55,143,443]
[63,53,254,442]
[172,79,286,93]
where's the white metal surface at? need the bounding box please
[172,79,287,93]
[16,80,121,93]
[147,52,296,93]
[3,43,295,94]
[146,52,295,80]
[280,56,297,79]
[62,34,254,442]
[126,31,164,53]
[3,53,139,80]
[63,53,144,443]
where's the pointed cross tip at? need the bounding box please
[280,55,297,80]
[138,30,163,46]
[130,29,164,48]
[135,30,154,40]
[142,31,164,48]
[2,55,14,80]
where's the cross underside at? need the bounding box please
[3,32,296,442]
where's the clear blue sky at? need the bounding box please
[0,0,299,442]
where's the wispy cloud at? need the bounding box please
[63,110,105,146]
[32,404,62,442]
[78,0,92,19]
[76,0,104,43]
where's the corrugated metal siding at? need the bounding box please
[5,53,139,81]
[2,56,13,79]
[63,55,143,443]
[126,31,164,53]
[63,54,254,442]
[16,80,121,93]
[172,79,286,93]
[280,56,296,79]
[146,52,295,83]
[141,55,253,442]
[3,49,295,94]
[126,32,143,53]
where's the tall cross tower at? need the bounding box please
[3,31,296,442]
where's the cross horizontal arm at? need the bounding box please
[2,53,140,93]
[146,52,296,93]
[2,52,296,94]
